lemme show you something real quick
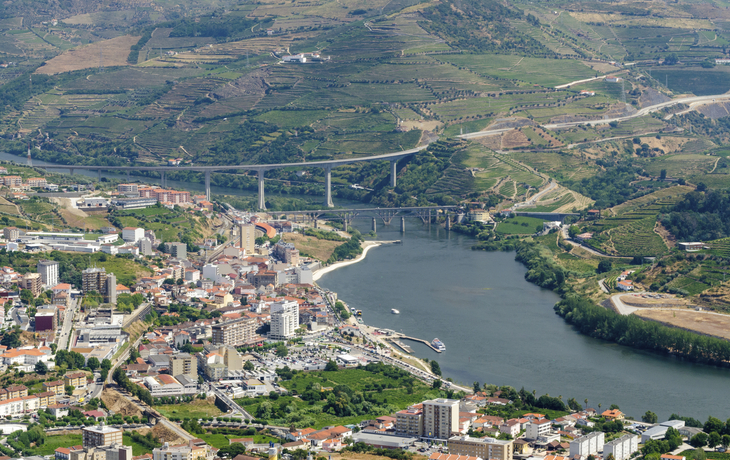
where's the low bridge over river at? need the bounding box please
[284,205,462,231]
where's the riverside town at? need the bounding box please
[5,1,730,460]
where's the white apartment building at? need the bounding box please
[202,264,218,281]
[422,398,459,440]
[603,434,639,460]
[153,443,210,460]
[37,260,59,287]
[240,224,255,254]
[122,227,144,243]
[569,431,605,457]
[525,419,553,440]
[270,300,299,340]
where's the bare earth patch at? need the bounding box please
[101,388,143,417]
[501,129,530,149]
[634,309,730,341]
[400,120,443,132]
[280,232,344,262]
[36,35,140,75]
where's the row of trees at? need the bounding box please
[113,367,153,406]
[554,296,730,365]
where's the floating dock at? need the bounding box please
[400,335,443,353]
[390,340,414,354]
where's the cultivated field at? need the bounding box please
[36,35,140,75]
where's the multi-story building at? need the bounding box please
[5,384,28,399]
[70,443,132,460]
[43,380,65,396]
[35,310,56,331]
[166,242,187,260]
[569,432,605,457]
[396,407,423,437]
[139,238,153,256]
[82,425,123,448]
[250,270,279,288]
[106,273,117,304]
[36,391,56,407]
[240,224,255,254]
[122,227,144,243]
[202,264,218,281]
[447,436,513,460]
[82,267,107,294]
[4,176,22,187]
[117,184,139,194]
[211,317,257,347]
[270,300,299,340]
[21,272,42,296]
[65,372,88,389]
[27,178,47,187]
[153,443,209,460]
[3,227,19,241]
[274,241,300,265]
[422,399,459,440]
[525,419,553,440]
[37,260,59,287]
[603,434,639,460]
[171,353,197,379]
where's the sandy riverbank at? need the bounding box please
[312,241,383,281]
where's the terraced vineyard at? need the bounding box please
[600,216,668,257]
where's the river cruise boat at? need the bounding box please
[432,338,446,351]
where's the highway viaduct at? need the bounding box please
[39,145,428,209]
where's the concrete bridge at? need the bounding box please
[284,205,462,231]
[39,145,428,209]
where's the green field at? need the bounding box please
[27,434,83,456]
[237,366,440,429]
[195,433,280,449]
[154,402,224,419]
[496,216,547,234]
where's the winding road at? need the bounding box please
[457,92,730,140]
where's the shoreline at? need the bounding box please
[312,240,384,281]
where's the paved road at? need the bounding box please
[610,293,642,315]
[457,92,730,140]
[208,385,254,420]
[513,181,557,210]
[57,297,80,350]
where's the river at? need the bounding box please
[318,220,730,421]
[4,151,729,421]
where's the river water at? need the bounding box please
[318,220,730,421]
[4,151,729,420]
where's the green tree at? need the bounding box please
[692,448,706,460]
[430,360,442,376]
[65,385,75,396]
[1,329,21,348]
[101,358,112,371]
[597,260,612,273]
[34,361,48,375]
[20,289,34,305]
[243,361,255,371]
[87,357,100,371]
[643,411,658,424]
[664,53,679,65]
[691,432,709,447]
[721,434,730,449]
[432,379,442,390]
[705,416,724,434]
[660,169,667,180]
[275,344,288,357]
[709,432,721,449]
[325,360,339,372]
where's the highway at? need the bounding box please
[457,92,730,140]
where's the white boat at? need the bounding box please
[431,338,446,351]
[391,309,400,314]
